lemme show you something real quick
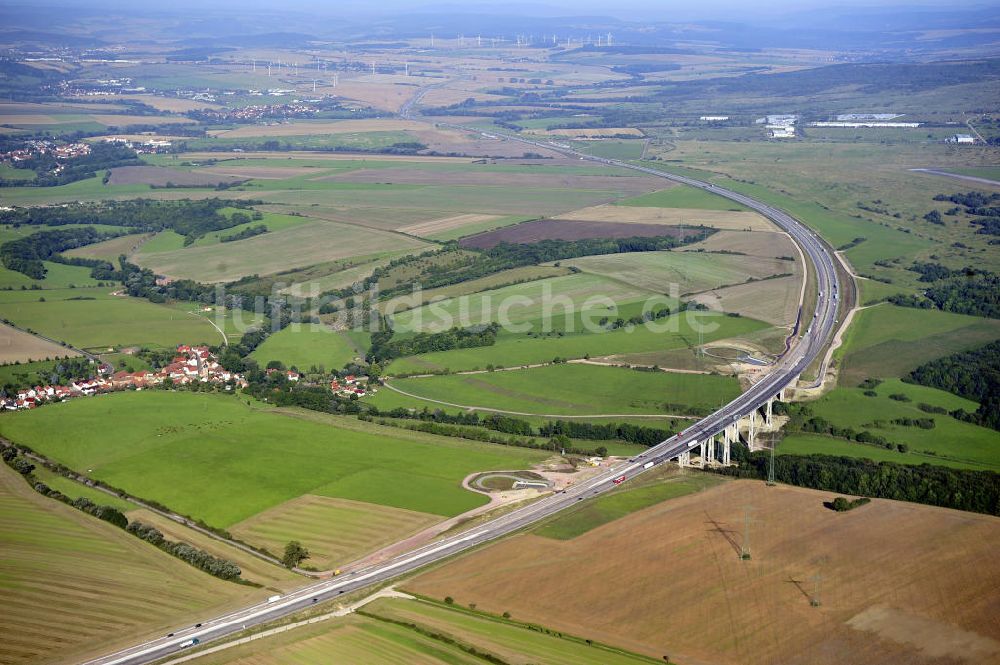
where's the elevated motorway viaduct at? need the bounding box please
[84,122,841,665]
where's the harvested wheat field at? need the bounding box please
[0,323,78,363]
[406,480,1000,665]
[64,233,151,262]
[554,204,774,231]
[209,118,424,139]
[320,168,660,193]
[197,165,325,179]
[534,127,645,138]
[681,229,800,259]
[229,495,441,570]
[693,274,802,327]
[398,213,505,237]
[107,165,244,187]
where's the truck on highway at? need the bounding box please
[643,461,655,470]
[179,638,200,649]
[267,594,281,603]
[613,475,627,485]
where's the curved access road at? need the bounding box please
[82,124,840,665]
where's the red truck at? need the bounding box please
[612,475,626,485]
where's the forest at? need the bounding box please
[905,340,1000,431]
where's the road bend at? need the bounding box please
[83,116,840,665]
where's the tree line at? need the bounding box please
[369,323,500,362]
[717,451,1000,516]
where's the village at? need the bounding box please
[1,140,91,166]
[2,345,246,411]
[3,344,377,411]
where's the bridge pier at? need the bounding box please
[698,440,707,468]
[722,434,731,465]
[677,451,691,467]
[765,397,774,427]
[706,436,716,466]
[744,410,758,452]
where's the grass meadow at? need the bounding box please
[0,391,548,528]
[250,326,369,372]
[380,363,742,416]
[836,304,1000,385]
[0,287,220,350]
[783,378,1000,471]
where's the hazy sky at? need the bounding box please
[13,0,995,20]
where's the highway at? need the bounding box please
[83,124,840,665]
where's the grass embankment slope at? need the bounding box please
[406,479,1000,665]
[0,463,249,665]
[0,391,547,528]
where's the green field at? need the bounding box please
[617,186,748,211]
[189,210,316,247]
[535,472,725,539]
[31,466,137,512]
[561,250,792,296]
[574,139,646,160]
[184,596,657,665]
[135,218,433,283]
[949,166,1000,182]
[250,326,369,371]
[0,463,248,665]
[837,304,1000,385]
[786,378,1000,471]
[0,261,102,290]
[386,312,769,375]
[0,392,548,527]
[0,287,220,350]
[388,272,665,334]
[379,364,742,416]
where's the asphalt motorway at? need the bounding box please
[83,130,840,665]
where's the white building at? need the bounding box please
[699,115,730,121]
[947,134,975,144]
